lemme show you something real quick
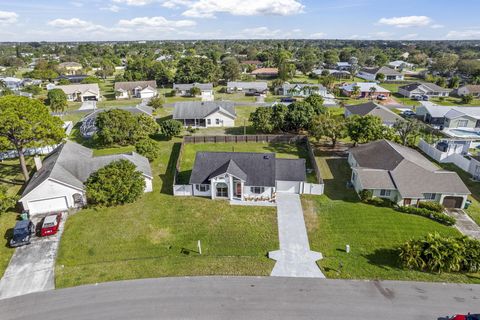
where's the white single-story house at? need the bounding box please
[340,82,391,98]
[388,60,414,70]
[357,66,404,81]
[186,151,307,202]
[416,104,480,137]
[226,81,268,94]
[173,101,236,128]
[172,83,214,101]
[19,141,153,215]
[336,62,351,71]
[276,83,327,97]
[54,83,100,102]
[349,139,470,208]
[344,102,403,127]
[398,82,450,98]
[114,81,157,99]
[0,77,22,90]
[457,85,480,98]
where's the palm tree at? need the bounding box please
[0,79,6,90]
[369,86,377,99]
[351,85,361,98]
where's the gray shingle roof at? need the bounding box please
[56,83,100,96]
[173,101,236,120]
[399,82,450,93]
[21,141,152,198]
[345,102,403,124]
[173,83,213,91]
[226,81,268,91]
[189,152,306,187]
[361,66,402,76]
[114,80,157,91]
[350,140,470,197]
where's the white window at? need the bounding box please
[216,118,220,125]
[196,184,210,192]
[457,120,468,128]
[352,172,357,182]
[207,119,211,125]
[475,165,480,174]
[250,187,265,194]
[380,189,391,197]
[424,193,436,200]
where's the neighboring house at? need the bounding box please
[336,62,351,71]
[357,66,404,81]
[54,83,100,102]
[348,139,470,209]
[19,141,153,215]
[186,151,307,201]
[55,74,88,84]
[388,60,414,70]
[277,83,327,97]
[416,104,480,129]
[58,62,82,75]
[251,67,278,78]
[344,102,403,127]
[114,80,157,99]
[313,68,351,79]
[172,83,214,101]
[173,101,236,128]
[226,81,268,94]
[340,82,391,98]
[457,85,480,97]
[241,60,263,72]
[0,77,22,90]
[398,82,450,98]
[79,105,154,138]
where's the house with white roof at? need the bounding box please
[388,60,414,70]
[114,81,157,99]
[357,66,404,81]
[340,82,390,98]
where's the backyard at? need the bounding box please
[304,143,480,283]
[55,139,278,288]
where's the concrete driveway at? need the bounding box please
[269,193,324,278]
[0,212,66,299]
[446,209,480,239]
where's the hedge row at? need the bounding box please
[396,206,455,226]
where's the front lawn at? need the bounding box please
[177,141,317,184]
[430,96,480,107]
[55,139,278,288]
[304,144,480,283]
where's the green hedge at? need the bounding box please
[418,201,444,213]
[396,206,455,226]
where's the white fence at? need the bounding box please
[418,139,472,173]
[173,184,193,196]
[302,183,324,195]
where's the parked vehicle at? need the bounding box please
[421,94,429,101]
[376,94,387,100]
[448,314,480,320]
[412,95,422,101]
[280,97,296,103]
[40,213,62,237]
[9,220,35,248]
[401,110,416,118]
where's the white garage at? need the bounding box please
[27,197,68,215]
[276,181,301,193]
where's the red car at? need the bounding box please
[40,213,62,237]
[450,314,480,320]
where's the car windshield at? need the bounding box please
[43,222,55,228]
[13,227,27,236]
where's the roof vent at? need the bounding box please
[263,155,270,160]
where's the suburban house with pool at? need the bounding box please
[348,139,470,209]
[173,101,236,128]
[19,141,153,215]
[185,151,310,202]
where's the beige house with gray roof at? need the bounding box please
[55,83,100,102]
[348,140,470,208]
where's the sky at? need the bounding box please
[1,0,480,42]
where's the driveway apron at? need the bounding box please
[446,209,480,239]
[0,213,66,299]
[269,193,325,278]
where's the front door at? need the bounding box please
[234,182,242,199]
[404,198,412,206]
[216,183,228,198]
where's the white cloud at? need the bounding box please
[71,1,84,7]
[47,18,128,34]
[446,29,480,40]
[309,32,326,39]
[0,11,18,24]
[431,24,444,29]
[162,0,304,18]
[48,18,90,28]
[118,16,196,28]
[378,15,432,28]
[112,0,155,5]
[101,4,121,12]
[240,26,281,38]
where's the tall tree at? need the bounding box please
[0,96,65,180]
[47,88,68,112]
[346,115,385,145]
[393,119,421,146]
[221,57,240,81]
[310,112,346,148]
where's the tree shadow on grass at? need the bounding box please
[160,142,181,195]
[363,248,402,271]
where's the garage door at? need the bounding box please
[28,197,68,215]
[442,196,463,209]
[276,181,300,193]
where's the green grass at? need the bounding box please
[303,145,480,283]
[177,141,317,185]
[55,139,278,288]
[92,146,136,156]
[430,96,480,107]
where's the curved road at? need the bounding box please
[0,277,479,319]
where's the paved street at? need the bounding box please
[269,193,324,278]
[447,209,480,239]
[0,213,66,299]
[1,277,479,320]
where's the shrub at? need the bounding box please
[148,96,164,109]
[159,119,182,139]
[135,138,160,161]
[396,206,455,226]
[399,233,480,273]
[364,197,393,207]
[359,189,373,201]
[86,160,145,207]
[418,201,444,213]
[0,185,18,214]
